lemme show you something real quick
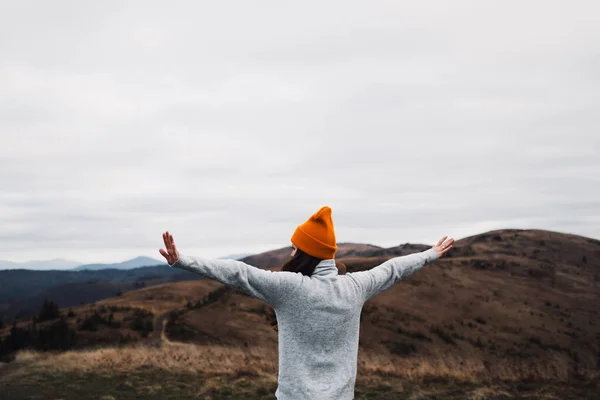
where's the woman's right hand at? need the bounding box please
[433,236,454,257]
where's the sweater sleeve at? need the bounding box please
[169,254,303,307]
[348,248,440,302]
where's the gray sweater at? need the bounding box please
[170,247,440,399]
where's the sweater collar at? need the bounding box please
[311,259,338,277]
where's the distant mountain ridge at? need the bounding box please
[0,253,253,272]
[73,256,166,271]
[0,258,81,271]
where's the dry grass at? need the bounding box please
[8,342,278,378]
[6,342,599,384]
[3,344,600,400]
[358,350,600,382]
[467,386,514,400]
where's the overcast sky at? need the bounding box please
[1,1,599,264]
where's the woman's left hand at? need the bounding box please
[159,231,179,265]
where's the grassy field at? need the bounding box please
[1,343,599,400]
[3,368,599,399]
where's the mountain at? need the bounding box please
[0,258,81,271]
[3,228,597,389]
[0,264,200,320]
[0,243,392,321]
[0,256,167,272]
[157,229,600,380]
[239,242,388,269]
[3,230,599,332]
[73,256,166,271]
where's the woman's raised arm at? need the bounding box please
[159,231,303,307]
[347,236,454,302]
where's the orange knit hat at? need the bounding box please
[291,206,337,259]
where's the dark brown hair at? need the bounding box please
[266,248,346,331]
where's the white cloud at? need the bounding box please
[1,0,599,262]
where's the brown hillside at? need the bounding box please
[2,229,599,382]
[0,280,225,348]
[164,229,600,379]
[240,242,383,269]
[97,279,224,316]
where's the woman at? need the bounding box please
[159,206,454,400]
[265,247,347,332]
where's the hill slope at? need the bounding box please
[164,229,600,377]
[0,265,196,320]
[3,229,600,374]
[1,229,599,399]
[0,243,404,321]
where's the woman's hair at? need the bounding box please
[266,248,346,331]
